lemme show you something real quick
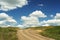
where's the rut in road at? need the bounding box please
[17,29,55,40]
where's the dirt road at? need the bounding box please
[17,29,55,40]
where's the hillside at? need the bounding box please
[0,27,20,40]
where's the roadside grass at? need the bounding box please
[40,26,60,40]
[0,27,20,40]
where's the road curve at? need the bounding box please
[17,29,55,40]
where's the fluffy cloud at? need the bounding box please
[0,13,17,23]
[0,0,28,11]
[29,10,47,18]
[0,13,17,27]
[20,10,47,28]
[41,19,60,26]
[0,13,10,18]
[41,19,56,25]
[0,20,6,24]
[21,16,40,27]
[39,13,60,26]
[54,13,60,19]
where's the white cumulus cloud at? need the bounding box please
[0,13,17,23]
[39,13,60,26]
[0,0,28,11]
[54,13,60,19]
[0,20,6,24]
[41,19,60,26]
[0,13,17,27]
[21,16,40,27]
[20,10,47,28]
[29,10,47,18]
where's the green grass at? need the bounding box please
[0,27,19,40]
[40,26,60,40]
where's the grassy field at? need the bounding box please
[0,27,20,40]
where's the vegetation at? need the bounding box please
[27,26,53,30]
[40,26,60,40]
[0,27,20,40]
[0,26,60,40]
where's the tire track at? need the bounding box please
[25,29,54,40]
[23,29,54,40]
[22,30,44,40]
[17,29,55,40]
[17,30,36,40]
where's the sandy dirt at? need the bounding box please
[17,29,55,40]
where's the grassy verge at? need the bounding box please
[40,26,60,40]
[0,27,20,40]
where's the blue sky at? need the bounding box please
[0,0,60,28]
